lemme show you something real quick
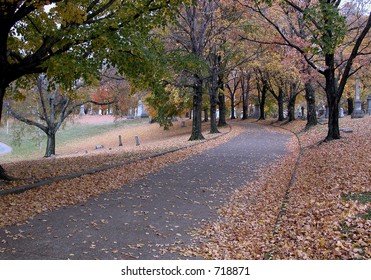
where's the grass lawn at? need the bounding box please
[0,117,146,163]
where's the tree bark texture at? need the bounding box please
[305,81,318,129]
[209,87,220,134]
[258,80,268,120]
[45,131,56,157]
[277,87,284,121]
[347,97,354,115]
[189,81,205,140]
[324,54,340,141]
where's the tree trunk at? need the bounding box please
[324,55,341,141]
[277,87,284,121]
[230,93,236,119]
[0,81,6,124]
[258,80,267,120]
[305,81,318,129]
[0,82,12,181]
[209,87,220,134]
[45,131,56,157]
[287,98,295,122]
[347,97,354,115]
[204,108,209,122]
[241,75,250,120]
[242,91,248,120]
[218,91,227,127]
[189,81,205,141]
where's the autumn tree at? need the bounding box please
[226,71,241,119]
[239,0,371,140]
[0,0,182,180]
[7,75,113,157]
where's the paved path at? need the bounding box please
[0,123,291,260]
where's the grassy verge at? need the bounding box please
[0,117,146,163]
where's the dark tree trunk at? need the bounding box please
[209,87,220,134]
[347,97,354,115]
[242,92,248,120]
[287,97,296,122]
[217,73,227,127]
[204,108,208,122]
[230,93,236,119]
[277,87,284,121]
[0,81,12,181]
[258,80,268,120]
[218,92,227,127]
[324,55,341,141]
[241,74,250,120]
[287,101,295,122]
[305,81,318,129]
[45,131,56,157]
[189,81,205,141]
[0,165,14,181]
[0,81,6,124]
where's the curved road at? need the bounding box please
[0,123,291,259]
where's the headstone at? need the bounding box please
[339,107,344,118]
[135,135,140,146]
[98,106,102,116]
[351,76,364,118]
[340,128,353,133]
[181,120,186,127]
[79,105,85,116]
[138,99,148,118]
[128,107,134,119]
[297,106,302,118]
[367,95,371,115]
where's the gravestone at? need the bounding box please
[367,95,371,115]
[135,135,140,146]
[137,99,149,118]
[127,107,134,119]
[79,105,85,116]
[98,106,102,116]
[351,76,364,118]
[296,106,302,118]
[339,107,344,118]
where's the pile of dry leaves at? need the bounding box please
[186,116,370,259]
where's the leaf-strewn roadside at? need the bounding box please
[0,125,237,228]
[186,116,370,259]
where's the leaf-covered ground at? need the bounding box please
[1,116,369,259]
[0,119,229,191]
[0,122,237,228]
[185,116,370,259]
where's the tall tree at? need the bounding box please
[7,75,113,157]
[240,0,371,140]
[0,0,181,180]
